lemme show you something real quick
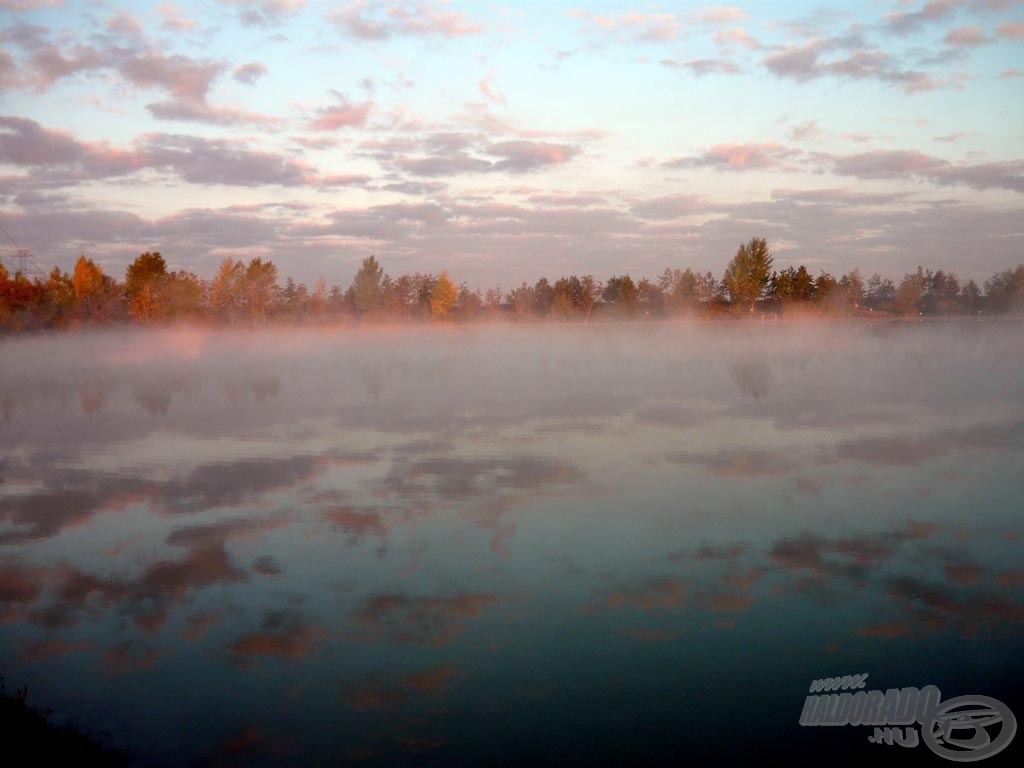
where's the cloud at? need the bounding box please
[694,5,748,24]
[221,0,306,27]
[763,43,949,93]
[478,71,506,106]
[354,592,497,645]
[343,663,459,710]
[0,50,17,88]
[665,142,800,171]
[883,0,961,35]
[763,43,821,82]
[0,115,144,177]
[488,140,580,172]
[0,560,46,618]
[996,20,1024,38]
[944,24,990,45]
[0,22,275,125]
[146,98,279,125]
[142,133,316,186]
[660,58,740,76]
[671,543,747,561]
[331,0,483,39]
[631,193,707,220]
[395,153,494,176]
[789,120,823,141]
[157,4,198,31]
[714,27,760,49]
[369,133,582,178]
[15,514,293,632]
[585,577,688,612]
[827,149,1024,193]
[857,621,912,638]
[119,52,223,102]
[308,95,373,131]
[574,10,681,42]
[229,608,323,663]
[669,448,793,477]
[233,62,267,83]
[324,506,388,542]
[707,592,752,612]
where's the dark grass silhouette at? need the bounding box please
[0,677,131,766]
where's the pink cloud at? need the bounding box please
[119,52,223,101]
[0,0,61,8]
[789,120,823,141]
[661,57,740,76]
[331,1,483,39]
[233,62,267,84]
[222,0,307,27]
[146,98,280,126]
[764,41,959,94]
[944,24,990,45]
[488,140,581,172]
[763,43,820,82]
[695,5,748,25]
[0,115,145,175]
[354,592,497,645]
[857,622,912,638]
[631,193,707,220]
[996,20,1024,38]
[28,43,107,91]
[667,142,799,171]
[106,12,145,40]
[157,4,198,31]
[308,93,372,131]
[1,50,21,88]
[478,71,506,107]
[575,10,680,41]
[714,27,760,49]
[883,0,961,35]
[586,578,688,612]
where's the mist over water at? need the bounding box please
[2,322,1023,765]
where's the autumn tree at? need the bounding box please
[894,268,926,316]
[723,237,773,311]
[42,267,75,325]
[865,273,895,310]
[508,282,535,320]
[72,255,106,320]
[533,277,554,317]
[551,276,580,320]
[455,283,482,321]
[309,277,327,318]
[430,270,458,320]
[243,257,278,324]
[984,265,1024,313]
[603,274,638,317]
[125,251,168,321]
[577,275,600,322]
[351,255,384,318]
[210,258,245,323]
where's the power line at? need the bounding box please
[0,221,46,278]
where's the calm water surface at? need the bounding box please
[2,322,1023,766]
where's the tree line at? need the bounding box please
[1,238,1022,332]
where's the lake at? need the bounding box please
[2,321,1022,766]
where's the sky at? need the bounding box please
[1,0,1022,289]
